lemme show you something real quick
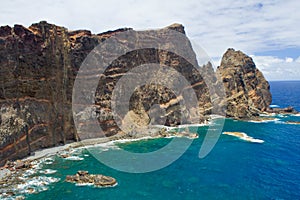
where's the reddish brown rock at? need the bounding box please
[0,22,273,165]
[66,170,117,187]
[217,48,272,119]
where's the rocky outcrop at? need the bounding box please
[66,170,117,187]
[217,48,272,119]
[0,21,272,165]
[267,106,298,114]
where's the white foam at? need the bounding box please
[44,161,54,165]
[94,182,118,188]
[75,183,94,186]
[44,157,54,162]
[274,114,290,118]
[64,156,84,161]
[17,176,60,194]
[249,118,280,123]
[177,123,209,128]
[223,132,264,143]
[274,121,285,124]
[259,113,275,117]
[91,141,121,151]
[76,140,121,152]
[286,113,300,117]
[41,157,55,165]
[22,169,37,177]
[151,125,176,131]
[30,164,41,170]
[39,169,57,174]
[152,121,210,130]
[269,104,280,108]
[74,182,118,188]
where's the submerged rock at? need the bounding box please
[267,106,298,114]
[285,121,300,125]
[223,132,264,143]
[66,171,117,187]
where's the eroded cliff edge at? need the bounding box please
[0,21,272,165]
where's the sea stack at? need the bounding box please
[217,48,272,119]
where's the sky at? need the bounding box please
[1,0,300,80]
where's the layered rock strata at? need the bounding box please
[0,21,272,165]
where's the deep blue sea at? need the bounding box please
[20,81,300,199]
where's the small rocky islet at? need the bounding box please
[65,170,117,187]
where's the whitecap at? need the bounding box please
[259,114,271,117]
[152,122,210,131]
[113,137,153,144]
[22,169,38,177]
[269,105,280,108]
[274,121,285,124]
[74,182,118,188]
[43,157,55,162]
[223,132,264,143]
[248,118,280,123]
[16,176,60,194]
[80,140,121,152]
[41,157,55,165]
[64,156,84,161]
[93,141,121,150]
[44,161,54,165]
[286,113,300,117]
[39,169,57,174]
[177,123,209,128]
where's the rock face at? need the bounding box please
[0,21,134,165]
[217,48,272,118]
[0,21,272,165]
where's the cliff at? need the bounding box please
[217,48,272,118]
[0,21,271,165]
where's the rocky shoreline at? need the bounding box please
[1,112,299,199]
[0,127,199,199]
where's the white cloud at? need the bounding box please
[285,57,294,63]
[0,0,299,80]
[252,55,300,81]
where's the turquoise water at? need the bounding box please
[25,81,300,199]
